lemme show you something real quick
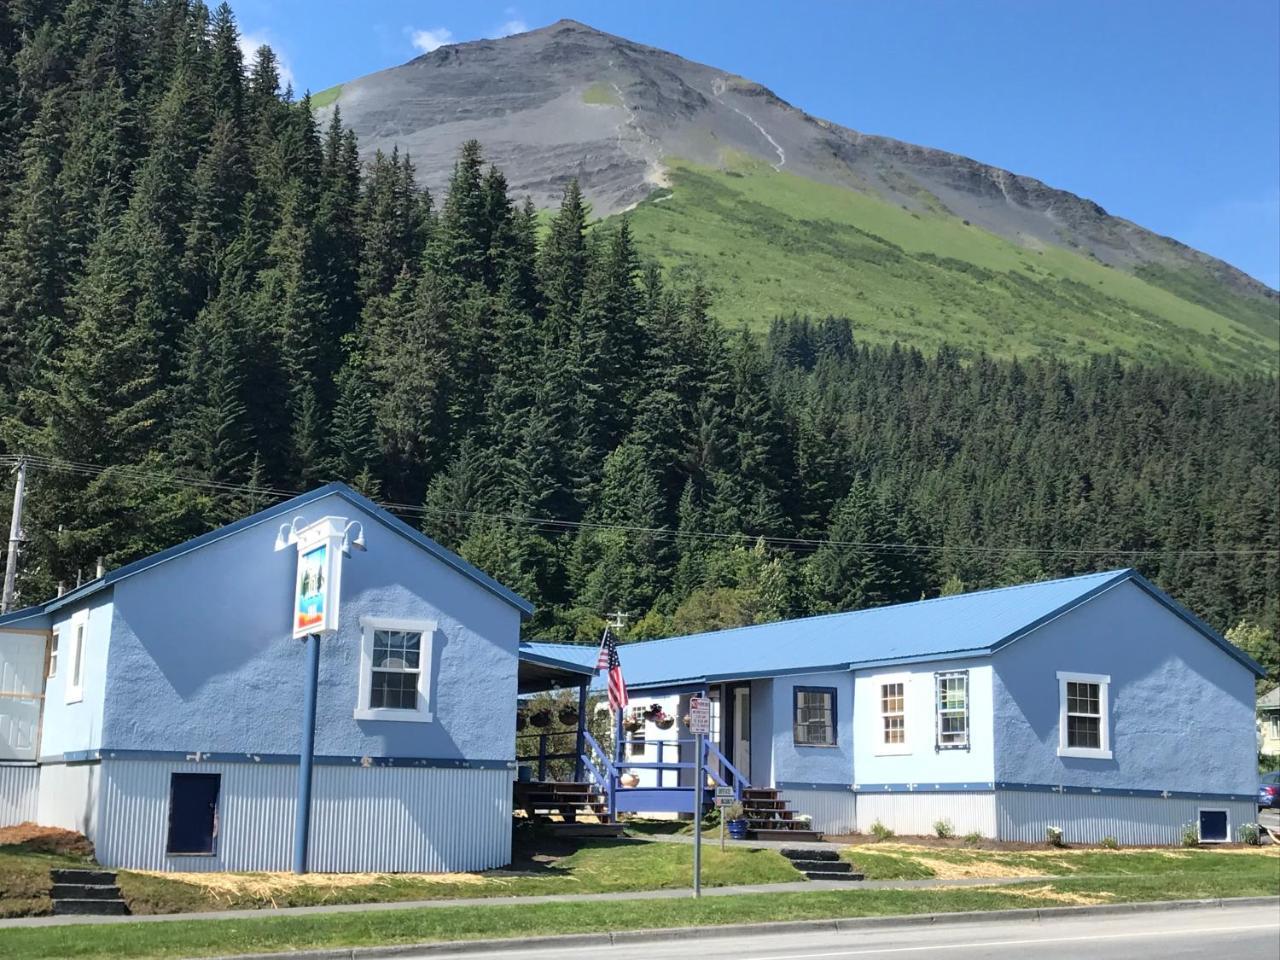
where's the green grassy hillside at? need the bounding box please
[624,158,1278,373]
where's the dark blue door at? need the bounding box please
[166,773,221,855]
[1197,809,1228,843]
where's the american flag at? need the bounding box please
[596,628,628,712]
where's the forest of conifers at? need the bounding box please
[0,2,1275,676]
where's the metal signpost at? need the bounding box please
[276,515,365,874]
[688,696,712,897]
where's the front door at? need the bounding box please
[731,684,751,783]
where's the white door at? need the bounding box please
[733,685,751,782]
[0,630,45,760]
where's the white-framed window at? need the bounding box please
[64,612,88,704]
[935,670,969,749]
[354,617,435,723]
[47,629,59,679]
[1056,671,1111,759]
[874,675,911,755]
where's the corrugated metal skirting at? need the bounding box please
[856,791,998,838]
[94,760,513,873]
[36,761,99,836]
[995,790,1259,845]
[0,764,38,826]
[780,788,857,835]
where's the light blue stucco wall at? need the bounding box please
[771,670,854,785]
[38,597,113,757]
[852,659,995,787]
[97,493,522,761]
[992,579,1257,795]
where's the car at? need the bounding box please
[1259,771,1280,809]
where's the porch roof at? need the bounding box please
[524,568,1265,691]
[517,641,597,694]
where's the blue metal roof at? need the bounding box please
[524,569,1264,689]
[19,482,533,621]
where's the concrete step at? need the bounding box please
[51,883,121,900]
[548,822,626,839]
[788,858,853,873]
[752,828,823,842]
[804,869,863,882]
[51,868,116,885]
[780,847,840,862]
[52,898,129,916]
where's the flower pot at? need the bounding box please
[624,718,644,733]
[529,709,552,728]
[620,772,640,788]
[654,716,674,730]
[558,706,579,727]
[728,818,749,840]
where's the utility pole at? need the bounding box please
[2,457,27,614]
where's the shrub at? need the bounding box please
[722,801,745,822]
[1180,821,1200,847]
[1237,822,1262,846]
[870,819,895,841]
[933,818,955,839]
[1045,825,1065,847]
[1100,835,1119,849]
[962,831,983,846]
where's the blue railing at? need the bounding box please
[581,729,617,819]
[703,740,750,801]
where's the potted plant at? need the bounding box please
[558,704,579,727]
[653,710,674,730]
[643,702,664,721]
[529,706,552,728]
[724,801,748,840]
[620,772,640,788]
[624,713,644,734]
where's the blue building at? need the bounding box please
[528,570,1264,845]
[0,482,574,873]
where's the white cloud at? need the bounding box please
[238,31,296,92]
[494,18,529,37]
[408,27,453,54]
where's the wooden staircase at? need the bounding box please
[514,781,625,838]
[740,787,822,841]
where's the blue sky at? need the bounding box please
[233,1,1279,288]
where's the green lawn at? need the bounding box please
[1,839,799,917]
[621,158,1279,375]
[1,842,1275,958]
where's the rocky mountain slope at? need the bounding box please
[318,19,1278,372]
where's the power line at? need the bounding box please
[1,453,1275,560]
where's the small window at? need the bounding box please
[47,630,59,679]
[935,671,969,749]
[793,687,836,746]
[1057,672,1112,759]
[626,707,647,758]
[166,773,221,855]
[881,682,906,747]
[65,615,87,704]
[355,618,435,722]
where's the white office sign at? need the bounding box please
[688,696,712,735]
[289,518,348,639]
[714,786,735,806]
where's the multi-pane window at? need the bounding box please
[369,629,421,710]
[65,615,86,704]
[935,671,969,748]
[356,618,435,722]
[881,682,905,746]
[793,687,836,746]
[47,630,59,679]
[1057,672,1111,759]
[1065,681,1101,749]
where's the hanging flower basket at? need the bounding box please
[529,708,553,728]
[643,702,664,721]
[681,714,692,728]
[654,714,675,730]
[624,715,644,733]
[558,705,579,727]
[620,772,640,788]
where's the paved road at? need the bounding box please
[420,903,1280,960]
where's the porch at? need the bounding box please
[514,647,820,841]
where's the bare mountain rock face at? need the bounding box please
[320,19,1277,356]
